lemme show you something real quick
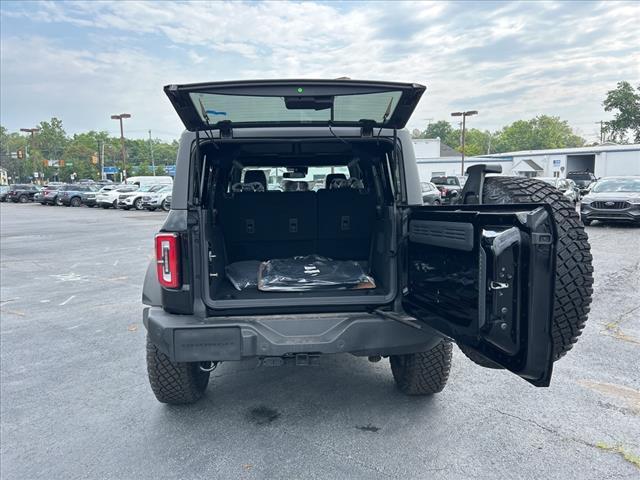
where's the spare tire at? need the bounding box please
[459,176,593,366]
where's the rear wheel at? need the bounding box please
[460,176,593,367]
[146,337,210,405]
[390,340,452,395]
[134,198,143,210]
[70,197,81,207]
[161,200,170,211]
[112,200,117,209]
[55,197,63,206]
[18,194,28,203]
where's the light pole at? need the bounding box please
[148,130,155,176]
[451,110,478,176]
[110,113,131,181]
[20,127,40,183]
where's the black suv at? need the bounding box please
[142,79,593,405]
[6,184,40,203]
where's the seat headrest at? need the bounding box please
[283,181,309,192]
[329,177,365,190]
[231,182,265,193]
[244,170,267,190]
[325,173,347,189]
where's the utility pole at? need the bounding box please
[148,130,155,176]
[110,113,131,181]
[595,121,604,143]
[451,110,478,176]
[20,127,40,184]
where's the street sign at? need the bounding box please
[553,159,561,166]
[102,166,119,174]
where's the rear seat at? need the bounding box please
[220,170,317,261]
[317,182,375,260]
[219,171,374,262]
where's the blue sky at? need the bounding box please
[1,0,638,142]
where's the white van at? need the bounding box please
[125,176,173,187]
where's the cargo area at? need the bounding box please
[198,137,399,309]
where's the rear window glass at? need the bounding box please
[237,167,350,192]
[191,91,402,125]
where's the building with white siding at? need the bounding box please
[413,139,640,181]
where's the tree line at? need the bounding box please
[1,82,637,182]
[0,119,178,183]
[412,81,640,155]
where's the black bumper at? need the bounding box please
[143,307,441,363]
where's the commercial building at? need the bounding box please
[413,139,640,181]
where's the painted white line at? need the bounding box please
[67,324,82,330]
[59,295,76,306]
[70,263,79,269]
[113,260,119,266]
[40,299,51,303]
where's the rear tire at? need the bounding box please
[390,340,452,395]
[161,200,170,212]
[55,197,63,206]
[146,337,210,405]
[134,198,143,210]
[70,197,81,207]
[18,195,28,203]
[460,176,593,366]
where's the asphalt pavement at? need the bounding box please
[1,202,639,479]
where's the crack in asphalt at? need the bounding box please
[491,408,639,471]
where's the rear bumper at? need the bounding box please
[143,307,441,363]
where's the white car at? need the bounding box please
[141,185,173,211]
[96,185,138,209]
[117,184,168,210]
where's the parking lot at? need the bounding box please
[1,202,638,479]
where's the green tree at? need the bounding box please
[493,115,584,152]
[603,81,640,143]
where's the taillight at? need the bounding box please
[155,233,180,289]
[442,187,449,195]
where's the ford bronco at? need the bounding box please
[142,80,593,404]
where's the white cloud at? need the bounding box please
[1,0,638,142]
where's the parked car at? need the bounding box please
[81,185,115,207]
[142,79,593,405]
[538,177,581,204]
[96,185,138,208]
[142,185,173,211]
[580,176,640,225]
[567,171,597,195]
[118,184,167,210]
[6,184,40,203]
[420,181,442,205]
[57,184,99,207]
[95,179,114,187]
[124,176,173,188]
[0,185,11,202]
[36,184,65,205]
[430,176,462,203]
